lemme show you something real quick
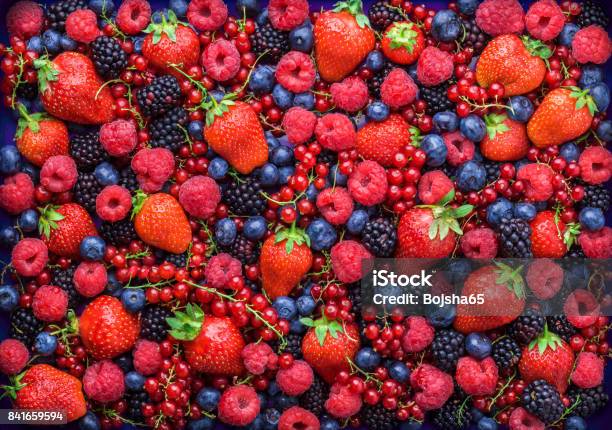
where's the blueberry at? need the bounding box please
[242,217,266,242]
[355,347,381,371]
[579,207,605,231]
[446,259,472,284]
[256,9,269,26]
[188,120,204,140]
[400,421,423,430]
[477,417,498,430]
[460,114,487,142]
[270,145,293,166]
[306,218,338,251]
[366,50,385,72]
[296,295,316,316]
[305,183,319,200]
[329,166,347,187]
[215,218,237,246]
[61,35,78,51]
[433,111,459,133]
[456,160,486,191]
[293,92,315,109]
[133,36,144,53]
[208,157,229,179]
[27,36,44,54]
[486,198,514,227]
[80,236,106,261]
[471,407,484,422]
[88,0,115,16]
[513,203,536,221]
[596,119,612,141]
[388,361,410,382]
[558,23,579,47]
[507,96,534,123]
[347,210,369,234]
[421,134,448,166]
[366,102,390,122]
[275,394,298,410]
[94,162,119,185]
[125,371,145,391]
[427,303,456,327]
[273,296,298,320]
[565,416,587,430]
[0,145,22,175]
[272,84,294,108]
[321,418,341,430]
[196,387,221,411]
[34,332,57,356]
[169,0,188,17]
[457,0,480,15]
[267,380,281,396]
[266,131,280,150]
[264,408,281,426]
[579,65,604,88]
[559,142,580,162]
[186,417,214,430]
[42,29,62,54]
[465,332,491,359]
[259,163,280,186]
[0,226,20,247]
[278,166,295,184]
[0,285,19,312]
[18,209,39,232]
[121,288,146,313]
[249,65,276,94]
[289,23,314,53]
[79,412,101,430]
[588,82,610,112]
[236,0,261,17]
[431,10,462,42]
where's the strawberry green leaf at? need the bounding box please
[315,325,328,346]
[438,221,450,241]
[428,219,440,240]
[167,303,204,341]
[563,222,581,250]
[484,113,510,140]
[387,22,419,53]
[521,36,553,60]
[33,56,59,95]
[333,0,371,28]
[528,324,563,355]
[131,190,148,220]
[300,317,315,327]
[37,205,64,239]
[450,204,473,219]
[275,222,311,255]
[437,189,455,207]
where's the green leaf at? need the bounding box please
[315,325,328,346]
[448,220,463,236]
[300,317,315,327]
[438,221,450,240]
[451,204,473,219]
[387,22,419,53]
[428,219,439,240]
[437,188,455,206]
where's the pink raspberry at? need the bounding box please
[417,170,453,205]
[316,187,354,225]
[0,339,29,375]
[348,161,388,206]
[179,176,221,219]
[275,51,316,93]
[380,68,418,108]
[32,285,68,322]
[268,0,309,31]
[571,351,604,389]
[187,0,228,31]
[324,383,362,419]
[65,9,100,44]
[83,360,125,403]
[278,406,319,430]
[509,407,545,430]
[133,339,163,375]
[0,173,35,215]
[131,147,175,193]
[205,253,242,289]
[6,1,44,39]
[330,240,372,283]
[218,385,260,426]
[455,356,498,396]
[241,342,278,375]
[572,25,612,64]
[276,360,313,396]
[475,0,526,37]
[282,107,317,145]
[116,0,152,35]
[564,289,600,329]
[516,163,554,201]
[526,259,563,299]
[315,113,356,151]
[12,238,48,278]
[40,155,78,193]
[401,316,435,353]
[417,47,454,87]
[100,120,137,157]
[201,39,240,82]
[330,77,369,113]
[74,261,107,298]
[443,132,475,166]
[410,364,454,411]
[525,0,564,41]
[578,146,612,184]
[579,227,612,258]
[96,185,132,222]
[460,227,498,258]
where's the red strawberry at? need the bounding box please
[38,203,97,258]
[355,114,412,167]
[381,21,425,65]
[15,104,69,167]
[480,113,529,161]
[530,211,567,258]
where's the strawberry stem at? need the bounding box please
[528,323,563,354]
[37,205,64,238]
[300,314,344,346]
[275,222,311,254]
[484,113,510,140]
[386,22,419,53]
[33,55,59,95]
[333,0,371,28]
[130,190,148,220]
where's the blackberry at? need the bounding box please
[16,83,38,100]
[483,160,501,183]
[223,176,267,216]
[460,17,490,54]
[368,61,395,98]
[119,167,139,192]
[361,217,397,257]
[577,0,609,28]
[115,354,133,373]
[70,130,107,171]
[419,82,454,115]
[90,36,128,80]
[52,265,80,308]
[10,308,43,348]
[125,388,149,420]
[273,333,302,358]
[250,20,290,63]
[568,385,609,418]
[361,403,399,430]
[492,336,521,368]
[509,308,544,345]
[579,184,610,212]
[299,375,328,416]
[566,245,586,258]
[431,329,465,371]
[368,1,403,31]
[73,171,103,213]
[499,218,533,258]
[222,234,260,265]
[136,75,182,118]
[100,219,138,247]
[318,150,338,166]
[140,305,172,342]
[46,0,87,31]
[162,251,189,268]
[432,398,472,430]
[521,379,564,423]
[148,107,188,152]
[547,315,577,342]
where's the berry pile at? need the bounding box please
[0,0,611,429]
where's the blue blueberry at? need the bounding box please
[565,416,587,430]
[558,23,579,47]
[365,51,384,73]
[560,142,580,162]
[507,96,534,123]
[94,162,119,186]
[208,157,229,179]
[347,210,369,234]
[0,226,19,247]
[34,332,57,356]
[267,380,281,396]
[486,198,514,227]
[18,209,39,232]
[249,65,276,94]
[427,303,456,327]
[88,0,115,16]
[321,418,341,430]
[446,259,472,284]
[275,394,298,410]
[244,216,267,241]
[273,296,298,320]
[456,160,486,191]
[431,10,462,42]
[266,131,280,150]
[471,407,484,423]
[457,0,480,15]
[61,35,78,51]
[121,288,146,313]
[579,65,604,88]
[596,119,612,141]
[366,102,390,122]
[588,82,609,112]
[355,347,381,371]
[460,114,487,142]
[169,0,188,17]
[256,9,269,26]
[196,387,221,411]
[0,145,22,175]
[125,371,145,391]
[421,134,447,166]
[329,164,347,186]
[579,207,605,231]
[272,84,294,108]
[270,145,293,166]
[433,111,459,133]
[80,236,106,261]
[236,0,261,17]
[186,417,214,430]
[188,120,204,140]
[465,332,492,359]
[289,23,314,53]
[306,218,338,251]
[215,218,237,246]
[293,92,315,109]
[477,416,498,430]
[133,36,144,54]
[278,166,295,185]
[388,361,410,382]
[305,183,319,201]
[264,408,281,427]
[0,285,19,312]
[27,36,44,54]
[296,295,316,316]
[514,203,536,221]
[42,29,62,54]
[79,412,101,430]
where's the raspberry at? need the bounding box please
[12,238,48,278]
[275,51,316,93]
[417,170,453,205]
[32,285,68,322]
[410,364,454,411]
[380,68,418,108]
[131,147,175,193]
[6,1,44,39]
[564,289,600,329]
[526,259,562,300]
[348,161,388,206]
[525,0,565,41]
[516,163,554,201]
[204,253,242,289]
[578,146,612,184]
[579,226,612,258]
[201,39,241,82]
[572,25,612,64]
[218,385,260,426]
[509,407,545,430]
[401,316,435,353]
[324,382,362,418]
[330,240,372,283]
[416,46,454,87]
[268,0,309,31]
[187,0,228,31]
[278,406,319,430]
[0,173,35,215]
[455,356,499,396]
[475,0,526,37]
[133,339,163,375]
[116,0,152,35]
[65,9,100,44]
[460,227,499,258]
[316,187,354,225]
[0,339,29,375]
[315,113,356,152]
[100,120,137,157]
[571,352,604,389]
[276,360,313,396]
[241,342,278,375]
[74,261,107,298]
[178,176,221,220]
[282,107,317,145]
[40,155,78,193]
[330,77,369,113]
[96,185,132,222]
[443,131,475,166]
[83,360,125,403]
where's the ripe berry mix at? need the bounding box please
[0,0,611,429]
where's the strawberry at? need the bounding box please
[476,35,548,96]
[34,52,114,125]
[261,223,313,300]
[530,211,567,258]
[381,21,425,65]
[132,191,192,254]
[38,203,97,258]
[314,0,375,82]
[519,324,574,393]
[479,113,529,161]
[355,114,412,167]
[79,295,140,360]
[454,263,526,333]
[300,316,360,384]
[527,87,596,148]
[14,104,69,167]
